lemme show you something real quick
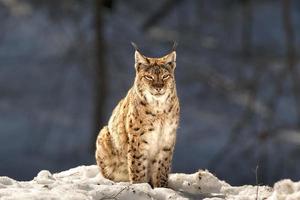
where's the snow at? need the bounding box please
[0,166,299,200]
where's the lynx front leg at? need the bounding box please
[127,134,149,183]
[95,126,118,180]
[151,147,174,188]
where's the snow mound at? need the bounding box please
[0,165,299,200]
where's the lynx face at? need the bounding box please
[134,51,176,97]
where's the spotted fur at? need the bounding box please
[95,48,180,188]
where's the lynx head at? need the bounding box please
[132,44,177,100]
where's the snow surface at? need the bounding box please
[0,165,299,200]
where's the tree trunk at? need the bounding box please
[91,0,107,153]
[241,0,252,57]
[282,0,300,124]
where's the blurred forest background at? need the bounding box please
[1,0,300,186]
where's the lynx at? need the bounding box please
[95,43,180,188]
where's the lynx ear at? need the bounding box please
[134,51,150,71]
[165,41,177,64]
[164,51,176,63]
[131,42,149,65]
[134,50,149,64]
[163,51,176,70]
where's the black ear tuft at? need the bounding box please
[131,42,140,52]
[171,41,178,52]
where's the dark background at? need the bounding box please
[1,0,300,186]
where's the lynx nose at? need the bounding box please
[153,83,163,93]
[156,88,162,92]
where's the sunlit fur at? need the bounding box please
[95,49,179,188]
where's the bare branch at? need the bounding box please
[100,186,130,200]
[255,165,259,200]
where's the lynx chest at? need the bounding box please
[145,117,177,159]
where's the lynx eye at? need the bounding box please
[162,74,170,80]
[144,75,154,81]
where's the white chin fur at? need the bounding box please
[145,90,167,103]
